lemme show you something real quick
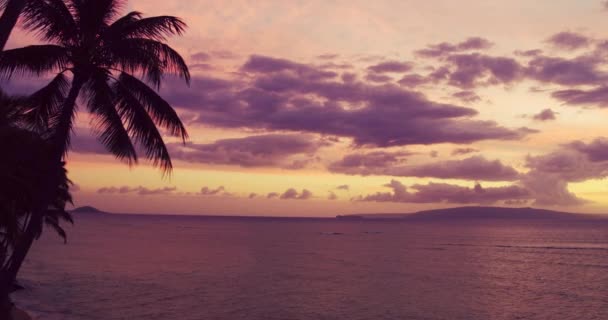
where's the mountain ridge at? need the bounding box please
[338,206,604,220]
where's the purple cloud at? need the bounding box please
[526,55,606,86]
[267,192,279,199]
[365,73,393,83]
[279,188,313,200]
[200,186,227,196]
[191,52,211,62]
[328,151,411,175]
[367,61,413,73]
[452,90,481,103]
[242,55,337,80]
[547,32,591,50]
[97,186,178,196]
[168,134,325,168]
[391,156,519,181]
[451,148,479,156]
[336,185,350,191]
[567,138,608,162]
[532,108,557,121]
[317,54,339,60]
[398,74,429,87]
[163,55,533,147]
[330,152,519,181]
[552,86,608,107]
[415,37,493,58]
[446,53,523,88]
[360,180,529,204]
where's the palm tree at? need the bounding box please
[0,99,74,318]
[0,0,190,286]
[0,0,28,50]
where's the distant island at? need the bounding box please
[71,206,109,214]
[337,206,605,221]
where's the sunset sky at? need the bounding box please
[8,0,608,216]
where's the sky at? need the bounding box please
[8,0,608,216]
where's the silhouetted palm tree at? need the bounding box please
[0,99,74,318]
[0,0,28,50]
[0,0,190,287]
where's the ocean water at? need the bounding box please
[12,213,608,320]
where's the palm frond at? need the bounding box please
[43,213,67,242]
[105,38,190,88]
[0,89,27,127]
[100,10,142,40]
[115,16,186,41]
[116,73,188,141]
[22,0,78,44]
[83,69,138,165]
[23,73,69,132]
[71,0,126,36]
[113,81,173,174]
[0,45,69,79]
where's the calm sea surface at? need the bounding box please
[12,213,608,320]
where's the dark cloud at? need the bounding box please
[514,49,543,57]
[317,54,339,60]
[367,61,413,73]
[398,74,429,87]
[190,63,214,71]
[328,192,338,200]
[365,73,393,83]
[452,90,481,103]
[248,193,257,199]
[190,50,239,61]
[336,185,350,191]
[526,55,606,86]
[547,32,591,50]
[319,62,353,70]
[211,50,239,60]
[520,170,587,206]
[451,148,479,156]
[567,137,608,162]
[191,52,211,62]
[168,134,325,168]
[267,192,279,199]
[415,37,493,58]
[328,151,411,175]
[446,53,523,88]
[521,142,608,205]
[200,186,227,196]
[552,86,608,107]
[330,153,519,181]
[525,149,608,182]
[429,150,439,158]
[279,188,313,200]
[532,108,557,121]
[360,180,529,204]
[165,55,532,147]
[241,55,338,80]
[97,186,177,196]
[390,156,520,181]
[341,72,357,83]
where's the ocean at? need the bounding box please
[12,213,608,320]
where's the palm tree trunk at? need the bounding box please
[0,0,27,51]
[3,74,86,285]
[0,290,11,320]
